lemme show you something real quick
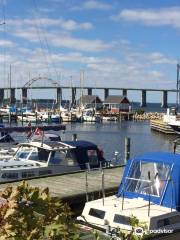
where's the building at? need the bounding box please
[103,95,130,113]
[78,95,103,109]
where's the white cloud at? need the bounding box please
[51,35,112,52]
[112,7,180,28]
[72,0,112,11]
[7,17,93,31]
[7,23,112,52]
[0,39,15,47]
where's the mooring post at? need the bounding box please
[35,112,38,125]
[124,137,130,164]
[72,133,77,141]
[9,112,11,126]
[21,112,24,126]
[102,169,105,206]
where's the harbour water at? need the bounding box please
[61,121,176,162]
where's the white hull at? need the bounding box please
[78,195,180,233]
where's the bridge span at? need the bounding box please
[0,77,177,108]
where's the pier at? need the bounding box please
[150,119,176,134]
[0,124,66,133]
[0,166,124,213]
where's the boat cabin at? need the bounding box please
[78,152,180,233]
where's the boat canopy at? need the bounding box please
[117,152,180,210]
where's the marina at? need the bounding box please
[0,0,180,238]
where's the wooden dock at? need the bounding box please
[0,124,66,133]
[150,119,176,134]
[0,167,124,213]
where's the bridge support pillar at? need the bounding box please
[87,88,92,95]
[161,90,168,108]
[56,88,62,108]
[122,89,127,97]
[10,88,16,105]
[72,87,76,106]
[0,89,4,104]
[22,88,27,105]
[104,88,109,99]
[140,90,147,107]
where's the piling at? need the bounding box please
[21,112,24,126]
[124,137,130,164]
[8,112,11,126]
[72,133,77,141]
[35,112,38,125]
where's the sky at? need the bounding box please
[0,0,180,102]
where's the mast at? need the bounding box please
[176,61,180,110]
[80,70,84,108]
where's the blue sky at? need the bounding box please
[0,0,180,102]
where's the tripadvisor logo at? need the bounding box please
[134,227,174,236]
[149,229,173,234]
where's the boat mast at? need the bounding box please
[176,61,180,110]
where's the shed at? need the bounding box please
[103,95,130,113]
[78,95,103,109]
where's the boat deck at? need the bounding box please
[150,119,176,134]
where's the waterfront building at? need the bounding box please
[103,95,130,113]
[77,95,103,109]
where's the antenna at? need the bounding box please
[176,60,180,110]
[148,171,151,217]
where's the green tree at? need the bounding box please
[0,181,79,240]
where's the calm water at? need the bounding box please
[9,121,178,163]
[61,121,177,162]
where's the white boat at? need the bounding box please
[163,108,180,133]
[78,152,180,235]
[38,112,60,123]
[0,139,107,182]
[83,109,102,122]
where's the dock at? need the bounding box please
[0,124,66,133]
[0,167,124,213]
[150,119,176,134]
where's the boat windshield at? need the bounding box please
[125,161,171,197]
[15,146,50,163]
[15,146,32,160]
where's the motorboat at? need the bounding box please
[78,152,180,235]
[38,112,60,123]
[163,108,180,133]
[0,139,106,182]
[82,109,102,123]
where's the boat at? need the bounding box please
[82,109,102,123]
[163,108,180,133]
[0,139,106,182]
[77,152,180,236]
[38,112,60,123]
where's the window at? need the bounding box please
[15,146,31,159]
[22,171,35,178]
[125,161,170,197]
[157,215,180,228]
[49,150,77,165]
[28,148,50,163]
[113,214,130,225]
[39,170,52,176]
[1,172,18,179]
[89,208,105,219]
[87,150,98,166]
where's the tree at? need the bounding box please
[0,181,79,240]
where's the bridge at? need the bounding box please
[0,77,178,108]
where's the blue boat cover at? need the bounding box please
[117,152,180,211]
